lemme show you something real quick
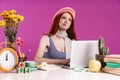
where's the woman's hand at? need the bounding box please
[60,59,70,65]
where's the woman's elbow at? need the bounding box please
[34,56,43,64]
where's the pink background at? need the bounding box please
[0,0,120,60]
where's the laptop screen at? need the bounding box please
[70,40,99,68]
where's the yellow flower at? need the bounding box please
[13,18,19,25]
[19,15,24,22]
[9,13,14,19]
[9,10,16,14]
[1,11,10,19]
[0,20,6,28]
[11,14,18,21]
[1,11,8,16]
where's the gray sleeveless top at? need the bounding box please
[43,36,66,59]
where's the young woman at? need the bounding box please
[35,7,77,65]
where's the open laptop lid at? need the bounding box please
[70,40,99,68]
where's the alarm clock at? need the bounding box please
[0,42,18,72]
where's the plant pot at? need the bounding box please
[95,54,106,69]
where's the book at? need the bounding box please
[106,62,120,68]
[104,57,120,63]
[102,67,120,76]
[105,54,120,59]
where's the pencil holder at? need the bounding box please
[19,57,26,62]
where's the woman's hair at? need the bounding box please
[49,12,77,40]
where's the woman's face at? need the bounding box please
[59,12,72,31]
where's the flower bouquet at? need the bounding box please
[0,10,24,47]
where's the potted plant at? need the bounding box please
[96,37,109,69]
[0,10,24,48]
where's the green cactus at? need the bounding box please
[102,47,109,55]
[98,37,109,55]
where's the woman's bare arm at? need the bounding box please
[35,57,70,65]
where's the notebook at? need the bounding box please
[70,40,99,68]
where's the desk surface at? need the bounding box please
[0,64,120,80]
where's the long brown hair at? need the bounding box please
[49,12,77,40]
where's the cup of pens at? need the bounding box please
[18,50,31,62]
[16,37,31,62]
[19,53,26,62]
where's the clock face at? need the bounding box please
[0,48,18,72]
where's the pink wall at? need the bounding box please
[0,0,120,60]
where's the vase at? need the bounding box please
[5,35,16,49]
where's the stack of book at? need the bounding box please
[102,54,120,76]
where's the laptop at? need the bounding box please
[69,40,99,68]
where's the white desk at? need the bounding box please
[0,65,120,80]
